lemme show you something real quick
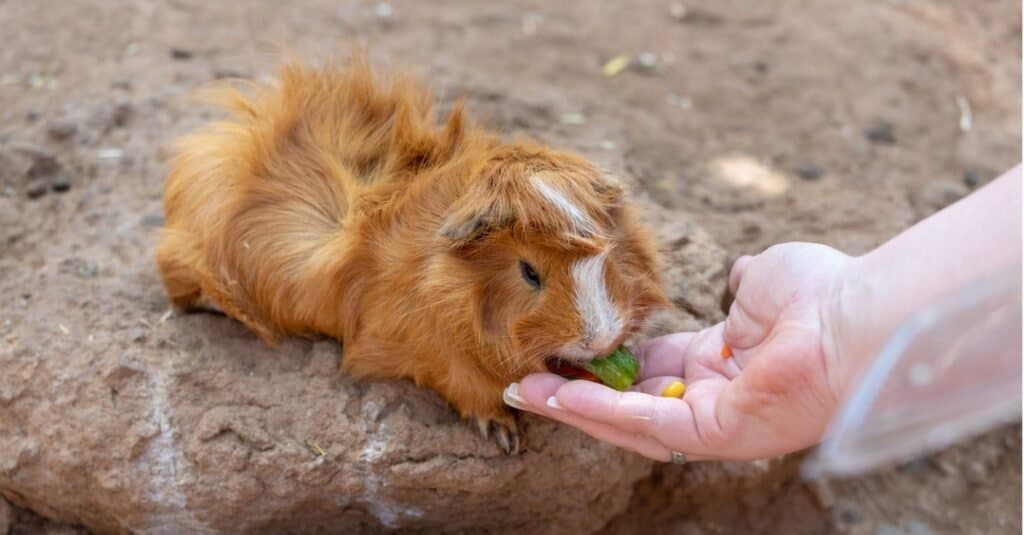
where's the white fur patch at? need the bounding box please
[571,250,622,352]
[531,175,594,234]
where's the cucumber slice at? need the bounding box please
[582,346,639,391]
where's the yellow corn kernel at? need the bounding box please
[661,381,686,398]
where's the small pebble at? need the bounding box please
[741,222,761,237]
[865,120,895,144]
[51,176,72,193]
[26,180,47,199]
[632,52,659,74]
[97,148,124,160]
[48,119,78,141]
[375,2,393,17]
[796,163,824,180]
[754,60,769,73]
[170,48,194,60]
[108,102,133,128]
[111,79,133,91]
[25,109,40,122]
[559,112,586,125]
[963,169,981,188]
[839,507,862,525]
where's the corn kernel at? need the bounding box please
[720,344,733,358]
[661,381,686,398]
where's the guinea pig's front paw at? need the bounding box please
[475,414,520,455]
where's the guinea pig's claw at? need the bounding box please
[494,424,513,454]
[476,417,520,454]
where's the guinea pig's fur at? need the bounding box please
[156,57,668,451]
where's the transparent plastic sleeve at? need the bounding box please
[804,263,1022,479]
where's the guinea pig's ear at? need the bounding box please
[439,188,504,247]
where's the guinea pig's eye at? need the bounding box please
[519,260,542,290]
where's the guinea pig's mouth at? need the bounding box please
[544,357,601,382]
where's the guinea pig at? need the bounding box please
[156,56,668,453]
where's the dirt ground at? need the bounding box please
[0,0,1020,533]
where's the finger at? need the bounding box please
[515,375,680,461]
[669,322,743,381]
[637,325,741,381]
[728,255,754,295]
[552,379,728,458]
[635,332,696,380]
[555,380,664,435]
[516,373,569,408]
[723,298,771,350]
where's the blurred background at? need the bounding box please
[0,1,1020,533]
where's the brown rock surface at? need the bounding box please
[0,496,10,534]
[0,179,725,534]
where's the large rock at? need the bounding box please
[0,187,727,533]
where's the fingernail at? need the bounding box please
[503,383,529,410]
[546,396,563,410]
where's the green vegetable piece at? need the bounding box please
[582,345,639,391]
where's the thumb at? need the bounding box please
[722,298,771,350]
[728,255,754,295]
[723,254,773,350]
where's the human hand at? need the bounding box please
[504,242,855,461]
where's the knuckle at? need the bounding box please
[696,414,732,448]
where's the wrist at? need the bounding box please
[824,253,883,402]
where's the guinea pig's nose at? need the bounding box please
[584,332,619,357]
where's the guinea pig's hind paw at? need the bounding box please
[476,417,520,455]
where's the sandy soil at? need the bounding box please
[0,0,1020,533]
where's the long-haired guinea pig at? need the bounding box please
[156,56,668,453]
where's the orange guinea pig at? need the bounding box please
[156,57,668,452]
